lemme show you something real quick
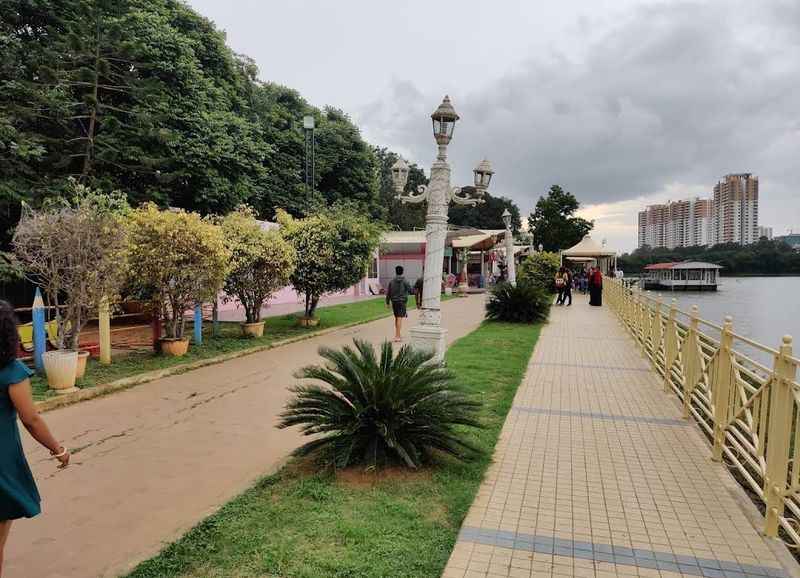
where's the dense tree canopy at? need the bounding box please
[527,185,593,251]
[373,147,522,233]
[0,0,381,243]
[618,240,800,276]
[449,193,522,233]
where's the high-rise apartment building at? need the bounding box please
[758,226,773,240]
[711,173,759,245]
[637,197,713,249]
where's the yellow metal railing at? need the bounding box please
[606,278,800,546]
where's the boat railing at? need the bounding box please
[606,277,800,548]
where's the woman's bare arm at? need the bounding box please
[8,379,69,466]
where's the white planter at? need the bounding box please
[43,350,79,393]
[444,287,453,295]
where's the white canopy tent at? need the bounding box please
[561,235,617,274]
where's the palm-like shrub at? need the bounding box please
[278,339,483,469]
[485,281,551,324]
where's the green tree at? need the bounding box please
[278,208,383,319]
[126,203,231,340]
[450,193,522,233]
[219,206,296,324]
[314,107,381,217]
[527,185,593,251]
[518,251,561,293]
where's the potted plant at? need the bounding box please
[219,207,296,338]
[126,204,230,356]
[13,181,129,391]
[277,208,382,326]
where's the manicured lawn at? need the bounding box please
[31,295,436,401]
[125,320,541,578]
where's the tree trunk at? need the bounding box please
[82,15,101,178]
[308,295,320,318]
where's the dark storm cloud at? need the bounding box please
[359,1,800,220]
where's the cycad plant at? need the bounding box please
[485,281,551,323]
[278,339,483,469]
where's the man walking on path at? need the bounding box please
[386,266,414,342]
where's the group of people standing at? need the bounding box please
[554,265,604,306]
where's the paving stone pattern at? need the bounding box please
[443,297,795,578]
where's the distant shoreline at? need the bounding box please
[720,273,800,278]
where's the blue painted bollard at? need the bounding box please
[194,304,202,345]
[32,288,46,374]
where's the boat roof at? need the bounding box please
[644,261,723,270]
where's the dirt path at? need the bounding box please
[7,296,486,578]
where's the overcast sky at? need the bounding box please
[187,0,800,252]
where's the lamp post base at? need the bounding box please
[410,324,448,364]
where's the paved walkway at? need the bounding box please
[7,296,486,578]
[444,296,798,578]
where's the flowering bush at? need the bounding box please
[278,209,382,319]
[126,203,230,340]
[219,207,296,324]
[518,251,561,293]
[13,181,129,349]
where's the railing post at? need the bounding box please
[764,335,796,537]
[651,295,663,373]
[663,299,678,393]
[711,316,734,462]
[683,305,701,418]
[638,291,647,354]
[98,297,112,365]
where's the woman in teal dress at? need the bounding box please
[0,301,69,574]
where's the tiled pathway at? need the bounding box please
[444,297,798,578]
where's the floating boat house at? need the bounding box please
[642,261,722,291]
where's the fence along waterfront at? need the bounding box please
[607,278,800,548]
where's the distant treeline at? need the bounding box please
[618,240,800,276]
[0,0,522,247]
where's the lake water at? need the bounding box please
[641,276,800,353]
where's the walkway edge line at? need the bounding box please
[35,315,388,413]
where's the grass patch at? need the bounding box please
[31,295,444,401]
[125,320,541,578]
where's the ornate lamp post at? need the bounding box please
[391,95,493,362]
[502,209,516,285]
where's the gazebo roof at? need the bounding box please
[562,235,616,257]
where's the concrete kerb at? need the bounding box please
[35,315,390,413]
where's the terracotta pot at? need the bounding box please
[160,338,189,357]
[75,350,91,379]
[241,321,265,338]
[43,350,79,393]
[297,316,319,327]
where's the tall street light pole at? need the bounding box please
[390,95,494,363]
[502,209,516,285]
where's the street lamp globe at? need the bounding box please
[431,95,459,145]
[501,208,512,230]
[391,158,410,193]
[474,159,494,191]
